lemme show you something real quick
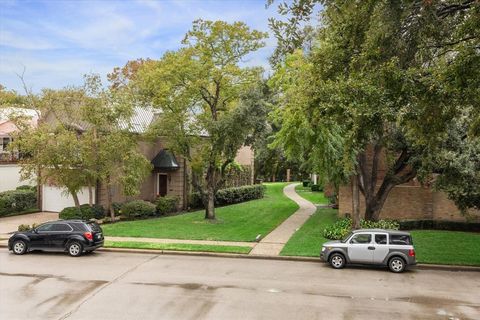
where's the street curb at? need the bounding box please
[1,243,479,272]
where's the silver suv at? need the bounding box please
[320,229,416,273]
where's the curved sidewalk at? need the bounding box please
[250,183,317,256]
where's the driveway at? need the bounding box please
[0,249,478,320]
[0,212,59,235]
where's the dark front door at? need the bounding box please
[158,174,168,197]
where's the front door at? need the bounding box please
[348,233,374,264]
[30,223,54,250]
[158,174,168,197]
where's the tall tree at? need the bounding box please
[130,20,267,220]
[271,1,480,220]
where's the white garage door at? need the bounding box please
[42,186,93,212]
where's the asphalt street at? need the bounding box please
[0,248,479,320]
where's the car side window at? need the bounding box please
[36,224,54,232]
[50,224,72,232]
[350,234,371,244]
[390,235,411,245]
[375,234,387,245]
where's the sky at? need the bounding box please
[0,0,279,93]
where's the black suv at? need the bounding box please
[8,220,104,257]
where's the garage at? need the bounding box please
[41,185,92,212]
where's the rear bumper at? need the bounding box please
[84,240,104,251]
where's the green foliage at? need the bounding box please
[17,224,31,231]
[112,202,123,216]
[0,189,37,216]
[400,220,480,232]
[59,204,104,220]
[310,184,322,192]
[155,196,178,215]
[130,19,268,219]
[190,184,265,208]
[120,200,156,219]
[302,180,311,187]
[323,218,400,240]
[16,185,35,191]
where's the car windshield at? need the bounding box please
[341,232,353,243]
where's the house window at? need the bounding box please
[158,173,168,197]
[0,137,11,152]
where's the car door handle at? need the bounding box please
[368,246,376,250]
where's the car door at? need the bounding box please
[373,233,389,264]
[347,233,374,263]
[49,223,74,250]
[29,223,55,250]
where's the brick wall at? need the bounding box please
[339,180,480,222]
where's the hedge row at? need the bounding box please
[0,188,37,217]
[59,204,105,220]
[323,218,400,240]
[190,184,265,208]
[399,220,480,232]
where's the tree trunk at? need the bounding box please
[71,191,80,208]
[88,184,93,206]
[205,162,216,220]
[106,177,115,222]
[351,175,361,229]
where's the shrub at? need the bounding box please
[0,189,37,216]
[120,200,156,218]
[311,184,323,192]
[59,204,104,220]
[18,224,31,231]
[112,202,123,216]
[323,218,400,240]
[189,184,265,208]
[80,204,105,219]
[156,196,178,215]
[215,184,265,206]
[302,180,311,187]
[399,220,480,232]
[16,185,35,191]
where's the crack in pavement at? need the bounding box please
[57,254,159,320]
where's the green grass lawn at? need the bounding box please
[294,184,328,204]
[280,208,338,257]
[410,230,480,266]
[104,241,252,254]
[102,182,298,242]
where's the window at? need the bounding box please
[350,234,371,244]
[36,224,55,232]
[375,234,387,245]
[390,234,412,245]
[50,224,72,232]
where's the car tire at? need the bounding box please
[67,241,83,257]
[388,256,406,273]
[329,253,346,269]
[12,239,27,255]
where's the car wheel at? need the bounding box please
[329,253,346,269]
[67,241,83,257]
[388,257,406,273]
[12,240,27,255]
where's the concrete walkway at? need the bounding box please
[0,211,58,237]
[250,183,317,256]
[106,236,256,248]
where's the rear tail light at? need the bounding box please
[84,232,93,241]
[408,249,415,257]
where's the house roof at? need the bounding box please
[151,149,179,171]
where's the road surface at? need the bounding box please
[0,249,479,320]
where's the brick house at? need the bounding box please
[40,107,255,212]
[339,147,480,222]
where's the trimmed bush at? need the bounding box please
[156,196,178,215]
[323,218,400,240]
[112,202,123,216]
[311,184,323,192]
[399,220,480,232]
[189,184,266,209]
[59,204,104,220]
[302,180,311,187]
[215,184,265,206]
[120,200,156,218]
[18,224,31,231]
[0,189,37,216]
[16,185,35,191]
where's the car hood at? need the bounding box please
[323,240,341,247]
